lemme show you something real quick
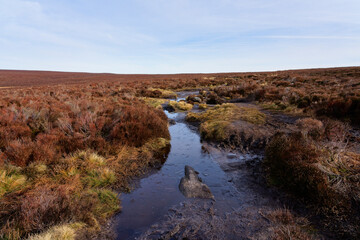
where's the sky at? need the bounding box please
[0,0,360,74]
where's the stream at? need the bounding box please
[111,93,284,239]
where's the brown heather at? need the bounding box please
[0,66,359,239]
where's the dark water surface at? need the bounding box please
[112,110,243,239]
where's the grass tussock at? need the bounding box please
[28,222,85,240]
[169,101,193,111]
[0,168,27,197]
[198,103,207,109]
[187,103,266,125]
[137,88,177,99]
[186,103,266,142]
[141,97,169,109]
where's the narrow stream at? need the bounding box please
[112,110,245,239]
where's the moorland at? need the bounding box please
[0,67,359,239]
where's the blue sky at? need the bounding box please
[0,0,360,73]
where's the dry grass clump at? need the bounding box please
[109,137,170,191]
[137,88,177,99]
[141,97,169,109]
[28,222,85,240]
[198,103,207,109]
[168,100,193,111]
[295,118,324,140]
[264,209,316,240]
[265,131,360,238]
[0,168,27,197]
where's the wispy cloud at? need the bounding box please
[260,35,360,40]
[0,0,359,73]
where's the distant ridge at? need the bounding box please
[0,66,359,87]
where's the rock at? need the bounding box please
[163,104,175,112]
[179,165,214,199]
[193,97,202,102]
[227,153,237,159]
[186,95,202,103]
[168,119,176,125]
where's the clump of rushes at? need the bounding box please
[169,100,193,111]
[186,103,266,142]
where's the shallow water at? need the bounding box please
[112,110,244,239]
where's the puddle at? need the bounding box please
[112,110,243,239]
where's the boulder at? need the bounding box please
[179,165,214,199]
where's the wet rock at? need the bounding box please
[179,165,214,199]
[163,103,175,112]
[227,153,237,159]
[168,119,176,125]
[186,95,202,103]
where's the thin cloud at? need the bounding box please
[0,0,359,73]
[260,35,360,40]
